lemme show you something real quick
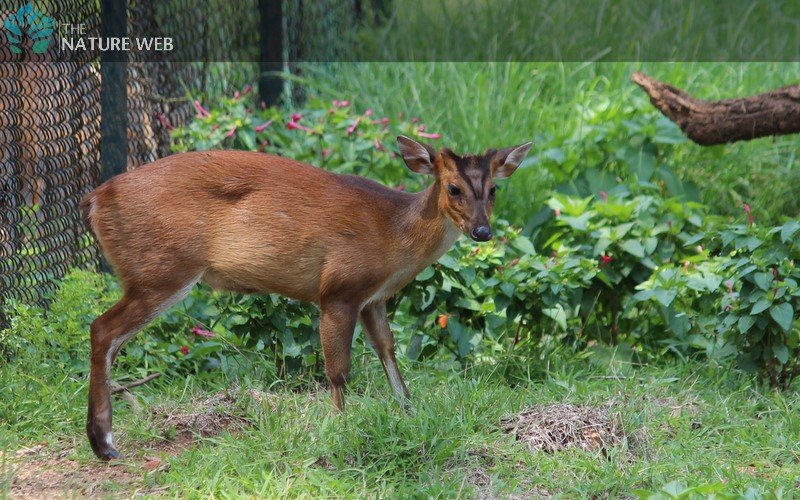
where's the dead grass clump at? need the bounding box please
[500,403,625,454]
[149,387,269,440]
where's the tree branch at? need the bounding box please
[632,71,800,146]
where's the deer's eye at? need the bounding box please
[447,184,461,197]
[489,185,497,197]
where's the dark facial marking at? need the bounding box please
[452,155,490,200]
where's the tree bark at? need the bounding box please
[631,71,800,146]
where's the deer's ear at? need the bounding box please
[397,135,436,175]
[492,142,533,179]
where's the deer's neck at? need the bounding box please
[398,184,461,265]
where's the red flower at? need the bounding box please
[156,113,173,130]
[191,324,215,339]
[417,131,441,139]
[255,120,273,132]
[346,116,361,135]
[291,113,302,122]
[287,121,314,133]
[193,100,210,118]
[180,346,189,355]
[225,125,237,138]
[322,148,333,158]
[744,204,754,226]
[599,255,612,267]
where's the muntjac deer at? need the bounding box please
[81,136,532,459]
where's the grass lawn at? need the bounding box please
[2,353,798,498]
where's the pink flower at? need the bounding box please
[372,117,389,126]
[599,191,608,202]
[744,204,754,226]
[156,113,173,130]
[193,100,210,118]
[322,148,333,158]
[346,116,361,135]
[554,208,561,217]
[417,131,441,139]
[396,185,405,191]
[211,124,220,130]
[226,125,237,137]
[233,90,240,99]
[411,117,419,124]
[180,346,189,355]
[287,121,314,133]
[291,113,302,122]
[365,108,373,117]
[261,100,267,109]
[241,85,253,97]
[418,124,426,132]
[374,138,386,151]
[333,100,350,107]
[257,139,269,152]
[192,324,216,338]
[255,120,273,132]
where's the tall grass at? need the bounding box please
[352,0,800,62]
[298,61,800,225]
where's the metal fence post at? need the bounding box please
[100,0,128,181]
[259,0,283,107]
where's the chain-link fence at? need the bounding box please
[1,0,364,328]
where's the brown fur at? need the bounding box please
[83,138,531,460]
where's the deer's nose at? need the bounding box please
[471,226,493,242]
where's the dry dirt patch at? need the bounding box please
[6,388,268,499]
[7,444,151,499]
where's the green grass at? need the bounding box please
[350,0,800,62]
[2,269,798,498]
[2,338,799,498]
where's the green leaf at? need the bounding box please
[738,315,756,334]
[754,272,774,291]
[239,129,256,150]
[750,298,772,315]
[416,266,434,281]
[620,239,645,258]
[542,305,567,331]
[511,236,536,255]
[438,253,459,270]
[769,303,794,332]
[781,220,800,243]
[773,344,790,365]
[560,213,592,231]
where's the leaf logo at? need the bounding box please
[3,3,55,54]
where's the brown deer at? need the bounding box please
[81,136,532,459]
